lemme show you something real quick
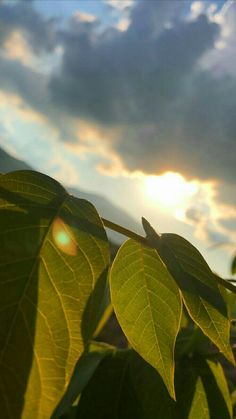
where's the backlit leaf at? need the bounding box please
[0,170,110,418]
[161,234,234,365]
[110,239,182,398]
[142,218,234,365]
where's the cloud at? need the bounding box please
[204,224,230,245]
[219,217,236,232]
[0,0,235,249]
[0,1,56,53]
[2,0,235,187]
[73,11,97,24]
[48,1,236,186]
[2,30,32,65]
[214,181,236,209]
[104,0,134,11]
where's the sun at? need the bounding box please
[144,172,199,208]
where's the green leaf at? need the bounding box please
[52,342,114,419]
[76,350,232,419]
[175,361,210,419]
[231,255,236,275]
[75,350,143,419]
[76,349,175,419]
[201,359,232,419]
[93,302,113,338]
[58,406,77,419]
[162,234,234,364]
[129,351,174,419]
[142,219,234,365]
[0,170,110,418]
[110,239,182,398]
[175,357,232,419]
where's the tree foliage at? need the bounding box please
[0,171,235,419]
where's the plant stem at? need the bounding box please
[101,217,148,245]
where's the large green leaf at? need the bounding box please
[129,351,174,418]
[76,349,174,419]
[110,239,182,398]
[142,218,234,365]
[0,171,110,419]
[75,349,232,419]
[75,350,143,419]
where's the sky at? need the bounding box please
[0,0,235,276]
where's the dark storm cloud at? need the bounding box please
[0,54,52,115]
[48,1,236,184]
[0,0,56,53]
[50,8,218,124]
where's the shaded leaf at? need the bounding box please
[93,302,113,339]
[142,218,234,365]
[76,349,175,419]
[130,351,174,418]
[201,359,232,419]
[175,357,232,419]
[52,342,114,419]
[231,255,236,276]
[58,406,77,419]
[110,239,182,398]
[0,171,110,418]
[175,359,209,419]
[75,350,143,419]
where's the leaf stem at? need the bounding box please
[101,217,148,245]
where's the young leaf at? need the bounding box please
[110,239,182,398]
[0,171,110,419]
[142,219,234,365]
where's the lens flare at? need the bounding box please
[52,217,77,256]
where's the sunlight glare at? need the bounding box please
[145,172,199,208]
